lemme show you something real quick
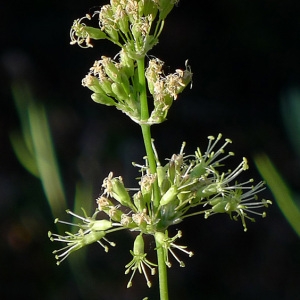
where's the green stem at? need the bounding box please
[137,58,169,300]
[155,240,169,300]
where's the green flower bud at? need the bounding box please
[160,185,178,206]
[91,93,116,106]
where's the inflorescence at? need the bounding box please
[49,0,272,290]
[49,134,271,287]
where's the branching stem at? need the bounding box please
[137,57,169,300]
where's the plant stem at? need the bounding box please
[137,58,169,300]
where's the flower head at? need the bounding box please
[155,230,193,268]
[125,234,157,288]
[204,182,272,232]
[48,209,118,265]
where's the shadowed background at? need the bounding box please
[1,1,300,299]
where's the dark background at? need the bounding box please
[1,1,300,299]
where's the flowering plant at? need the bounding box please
[49,1,271,299]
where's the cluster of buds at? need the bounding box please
[49,134,271,287]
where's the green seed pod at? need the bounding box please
[91,93,116,106]
[90,219,112,231]
[160,185,178,206]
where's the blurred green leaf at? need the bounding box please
[255,153,300,237]
[10,83,67,218]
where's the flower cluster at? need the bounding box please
[81,52,192,124]
[72,0,192,124]
[49,0,272,293]
[49,134,271,286]
[70,0,178,56]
